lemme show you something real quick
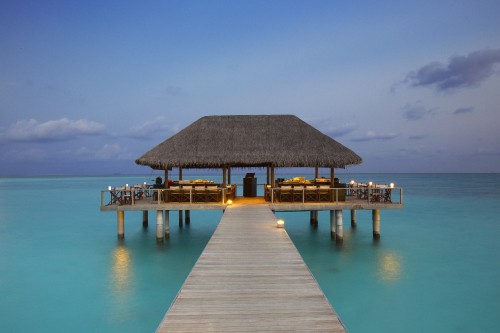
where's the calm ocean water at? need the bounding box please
[0,173,499,332]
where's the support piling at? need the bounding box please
[330,210,336,239]
[335,210,343,243]
[372,209,381,240]
[117,211,124,239]
[156,210,164,242]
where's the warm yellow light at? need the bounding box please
[378,252,402,282]
[350,180,355,185]
[390,182,395,188]
[276,219,285,228]
[227,199,233,205]
[368,181,373,186]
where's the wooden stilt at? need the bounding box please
[185,210,190,225]
[165,210,170,239]
[310,211,315,225]
[351,209,357,228]
[335,210,343,243]
[117,211,124,239]
[372,209,381,239]
[142,210,148,228]
[222,166,227,187]
[179,210,183,228]
[156,210,164,243]
[271,166,275,187]
[330,210,336,239]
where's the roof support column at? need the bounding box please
[222,166,227,187]
[179,166,183,181]
[164,167,169,185]
[227,166,231,185]
[271,165,275,187]
[266,165,270,185]
[315,165,319,179]
[330,167,335,184]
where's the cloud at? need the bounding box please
[325,123,357,138]
[453,106,474,115]
[402,103,435,121]
[351,131,398,142]
[161,86,181,96]
[1,118,105,142]
[409,134,426,140]
[128,116,177,139]
[405,49,500,91]
[95,144,132,160]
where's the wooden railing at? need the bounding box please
[100,185,236,207]
[266,185,403,205]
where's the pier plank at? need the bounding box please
[156,204,347,332]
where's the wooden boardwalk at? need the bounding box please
[156,202,347,332]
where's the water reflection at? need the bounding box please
[378,251,403,282]
[111,244,133,294]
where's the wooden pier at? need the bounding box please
[156,202,347,332]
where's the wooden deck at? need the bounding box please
[156,202,346,332]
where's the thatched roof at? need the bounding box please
[135,115,362,169]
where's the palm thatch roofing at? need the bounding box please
[135,115,362,169]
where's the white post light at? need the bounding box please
[276,219,285,228]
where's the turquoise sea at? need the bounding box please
[0,173,499,332]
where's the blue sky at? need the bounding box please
[1,0,500,176]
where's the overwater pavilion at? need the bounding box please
[101,115,403,241]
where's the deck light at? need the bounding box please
[390,182,395,188]
[368,181,373,186]
[276,219,285,228]
[108,186,112,191]
[227,199,233,205]
[350,180,355,185]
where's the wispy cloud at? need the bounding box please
[324,123,357,138]
[453,106,474,115]
[1,118,105,142]
[95,144,132,160]
[351,131,398,142]
[409,134,426,140]
[161,86,181,96]
[128,116,178,139]
[405,48,500,92]
[402,103,435,121]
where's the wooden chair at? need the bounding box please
[305,186,318,202]
[206,186,221,202]
[279,186,292,202]
[292,186,304,202]
[318,186,331,202]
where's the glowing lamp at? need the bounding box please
[276,219,285,228]
[227,199,233,205]
[368,181,373,186]
[350,180,355,185]
[108,186,112,191]
[390,182,395,188]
